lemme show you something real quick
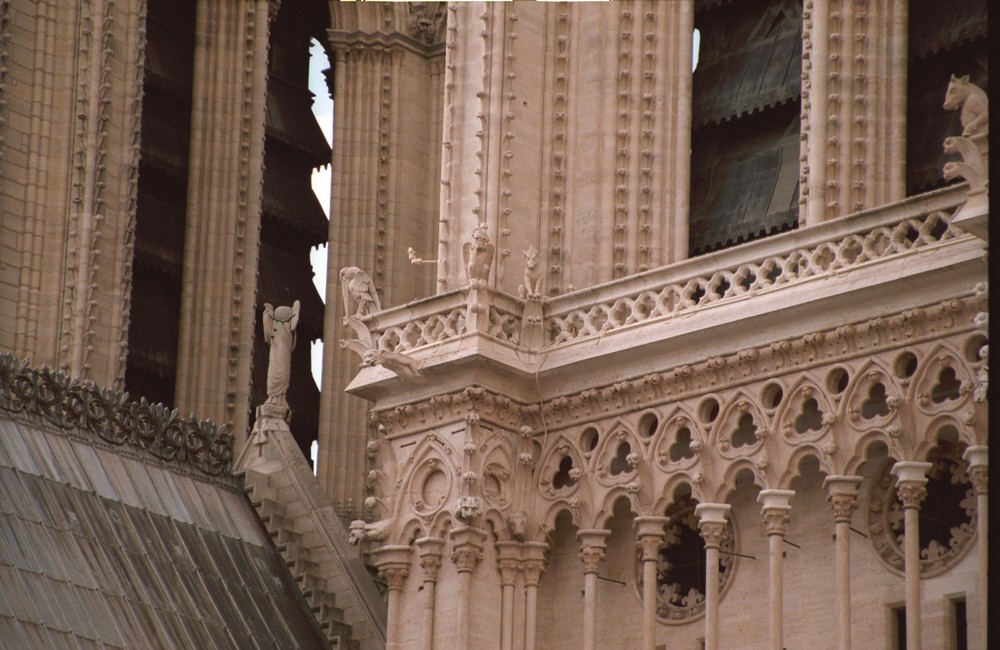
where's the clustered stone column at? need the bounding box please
[372,545,412,650]
[415,537,445,650]
[695,503,731,650]
[521,542,548,650]
[823,475,862,650]
[577,529,611,650]
[450,526,486,649]
[963,446,988,649]
[891,461,932,650]
[758,489,794,650]
[496,541,520,650]
[634,516,669,650]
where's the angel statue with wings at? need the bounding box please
[262,300,300,411]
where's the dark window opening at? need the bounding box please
[689,0,802,256]
[609,442,632,475]
[952,597,968,650]
[553,456,577,490]
[893,605,907,650]
[905,0,988,196]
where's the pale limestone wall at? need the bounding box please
[439,2,694,296]
[0,0,145,389]
[318,2,444,506]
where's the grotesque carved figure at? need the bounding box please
[348,519,391,546]
[340,267,381,320]
[456,496,482,522]
[462,223,495,285]
[262,301,300,411]
[518,246,543,298]
[943,74,989,137]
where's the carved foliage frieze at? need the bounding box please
[367,297,986,544]
[0,354,234,479]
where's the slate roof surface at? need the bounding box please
[0,380,329,648]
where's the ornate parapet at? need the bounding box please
[0,353,234,481]
[343,184,982,403]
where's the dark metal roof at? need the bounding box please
[693,0,802,127]
[689,111,800,255]
[909,0,987,59]
[262,162,330,244]
[265,76,332,167]
[0,357,330,649]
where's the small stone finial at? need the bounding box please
[462,223,495,285]
[261,301,299,417]
[339,266,381,320]
[943,74,988,137]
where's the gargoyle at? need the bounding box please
[518,246,543,298]
[943,74,988,137]
[340,266,381,320]
[348,518,391,546]
[340,316,426,383]
[462,223,495,285]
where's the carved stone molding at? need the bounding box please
[577,529,610,574]
[695,503,731,549]
[369,295,983,439]
[450,526,486,574]
[520,541,549,587]
[964,446,988,495]
[371,545,413,591]
[823,475,862,524]
[758,489,794,535]
[0,353,234,480]
[635,516,671,561]
[891,462,931,509]
[415,536,446,583]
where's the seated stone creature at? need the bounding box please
[943,74,988,137]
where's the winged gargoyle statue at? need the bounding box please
[462,223,495,286]
[338,267,425,383]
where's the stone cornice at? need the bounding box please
[369,294,984,439]
[327,29,445,59]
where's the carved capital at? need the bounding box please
[964,446,988,495]
[758,489,794,535]
[762,510,790,535]
[450,547,483,573]
[371,544,413,592]
[699,521,728,549]
[450,526,486,574]
[498,559,520,586]
[891,461,932,509]
[577,529,610,574]
[521,542,549,587]
[634,515,670,562]
[415,537,446,583]
[823,475,863,523]
[828,494,859,522]
[695,503,731,549]
[380,565,410,591]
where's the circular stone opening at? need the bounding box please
[699,397,720,424]
[964,334,988,363]
[638,412,659,438]
[581,427,600,453]
[893,351,918,379]
[421,469,449,509]
[761,382,784,409]
[826,367,850,394]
